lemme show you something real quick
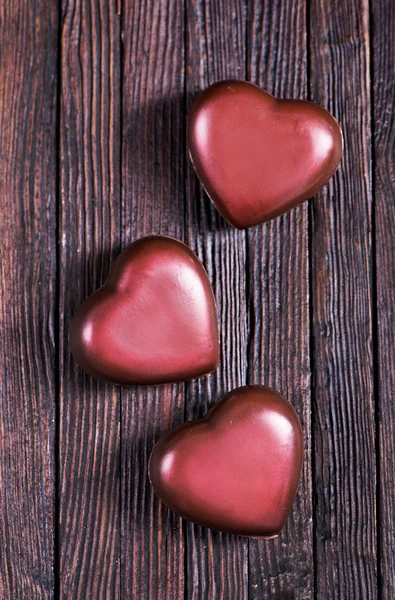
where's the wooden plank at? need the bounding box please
[59,1,121,597]
[246,1,313,598]
[184,1,249,599]
[0,0,57,597]
[120,1,186,598]
[372,0,395,597]
[309,1,377,597]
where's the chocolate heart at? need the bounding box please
[149,385,303,537]
[188,80,343,228]
[69,236,219,385]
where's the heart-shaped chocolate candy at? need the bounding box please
[69,236,219,385]
[188,80,343,228]
[149,385,303,537]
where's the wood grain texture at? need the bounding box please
[309,0,377,598]
[372,0,395,597]
[59,1,121,597]
[185,0,249,598]
[246,1,313,599]
[1,0,394,597]
[0,1,57,598]
[120,1,186,598]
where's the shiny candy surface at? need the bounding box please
[69,236,219,385]
[188,80,343,228]
[149,385,303,537]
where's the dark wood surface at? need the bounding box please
[373,0,395,597]
[59,1,121,598]
[0,1,57,598]
[309,1,377,598]
[0,0,393,598]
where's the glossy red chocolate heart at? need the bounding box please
[69,236,219,385]
[149,385,303,537]
[188,80,343,228]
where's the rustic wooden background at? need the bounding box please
[0,0,394,598]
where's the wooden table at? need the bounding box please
[0,0,394,598]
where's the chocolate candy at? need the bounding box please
[69,235,219,385]
[188,80,343,228]
[149,385,303,537]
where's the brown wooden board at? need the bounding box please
[59,1,121,597]
[309,0,377,597]
[372,0,395,597]
[120,1,186,598]
[185,1,249,598]
[246,1,314,598]
[0,1,58,597]
[1,0,395,597]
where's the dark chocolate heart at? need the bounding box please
[69,235,219,385]
[149,385,303,537]
[188,80,343,228]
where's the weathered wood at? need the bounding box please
[309,0,377,598]
[1,0,395,597]
[246,1,313,598]
[120,1,186,598]
[372,0,395,597]
[59,1,121,597]
[0,1,57,598]
[185,1,249,599]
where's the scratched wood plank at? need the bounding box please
[0,1,57,598]
[246,1,313,598]
[372,0,395,597]
[309,0,377,597]
[59,1,121,597]
[185,1,249,598]
[120,1,186,599]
